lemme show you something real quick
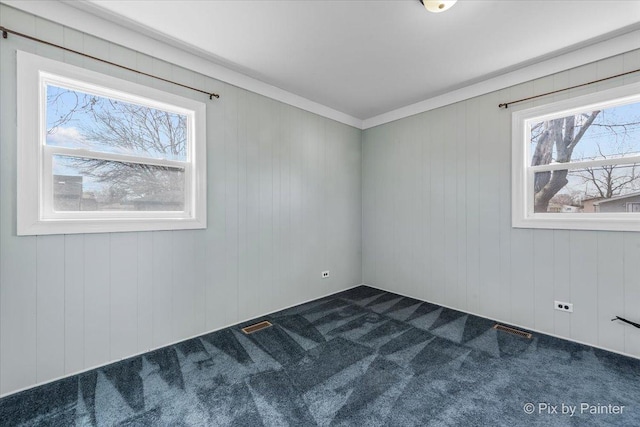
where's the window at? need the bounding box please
[627,203,640,213]
[17,51,206,235]
[512,81,640,231]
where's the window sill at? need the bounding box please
[17,217,207,236]
[513,215,640,232]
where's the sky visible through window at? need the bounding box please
[46,85,187,159]
[529,103,640,164]
[46,84,187,211]
[528,100,640,213]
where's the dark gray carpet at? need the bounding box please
[1,286,639,426]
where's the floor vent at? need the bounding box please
[493,323,532,339]
[241,321,273,335]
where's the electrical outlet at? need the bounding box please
[554,300,573,313]
[322,270,330,279]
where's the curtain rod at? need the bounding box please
[498,66,640,109]
[0,26,220,100]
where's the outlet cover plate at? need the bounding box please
[554,300,573,313]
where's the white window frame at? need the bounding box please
[17,51,207,235]
[512,81,640,232]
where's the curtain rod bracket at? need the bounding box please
[2,30,7,39]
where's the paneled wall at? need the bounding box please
[0,5,362,396]
[363,48,640,359]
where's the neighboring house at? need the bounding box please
[81,193,98,211]
[53,174,82,211]
[547,203,581,213]
[132,191,184,211]
[582,197,603,213]
[53,175,105,211]
[587,191,640,213]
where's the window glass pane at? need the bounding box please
[529,102,640,166]
[46,85,188,161]
[533,164,640,213]
[53,155,185,212]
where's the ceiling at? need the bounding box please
[73,0,640,121]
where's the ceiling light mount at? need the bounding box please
[420,0,457,13]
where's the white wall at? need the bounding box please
[0,5,362,396]
[363,48,640,359]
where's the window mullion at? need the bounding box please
[44,145,187,169]
[529,155,640,173]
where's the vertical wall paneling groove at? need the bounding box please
[151,232,172,349]
[172,231,197,341]
[454,102,468,310]
[83,234,111,368]
[137,232,153,353]
[532,230,554,333]
[431,109,446,305]
[299,108,311,304]
[223,84,239,327]
[376,123,393,291]
[288,107,302,305]
[443,105,458,308]
[387,122,399,298]
[464,97,480,314]
[235,88,248,323]
[393,118,406,296]
[361,125,376,287]
[110,233,138,360]
[273,100,283,310]
[258,96,274,315]
[205,81,228,329]
[0,3,364,396]
[242,89,260,320]
[363,47,640,359]
[552,231,572,338]
[299,112,312,300]
[64,234,85,373]
[394,118,411,299]
[279,102,292,308]
[570,232,598,346]
[308,114,323,300]
[36,235,65,382]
